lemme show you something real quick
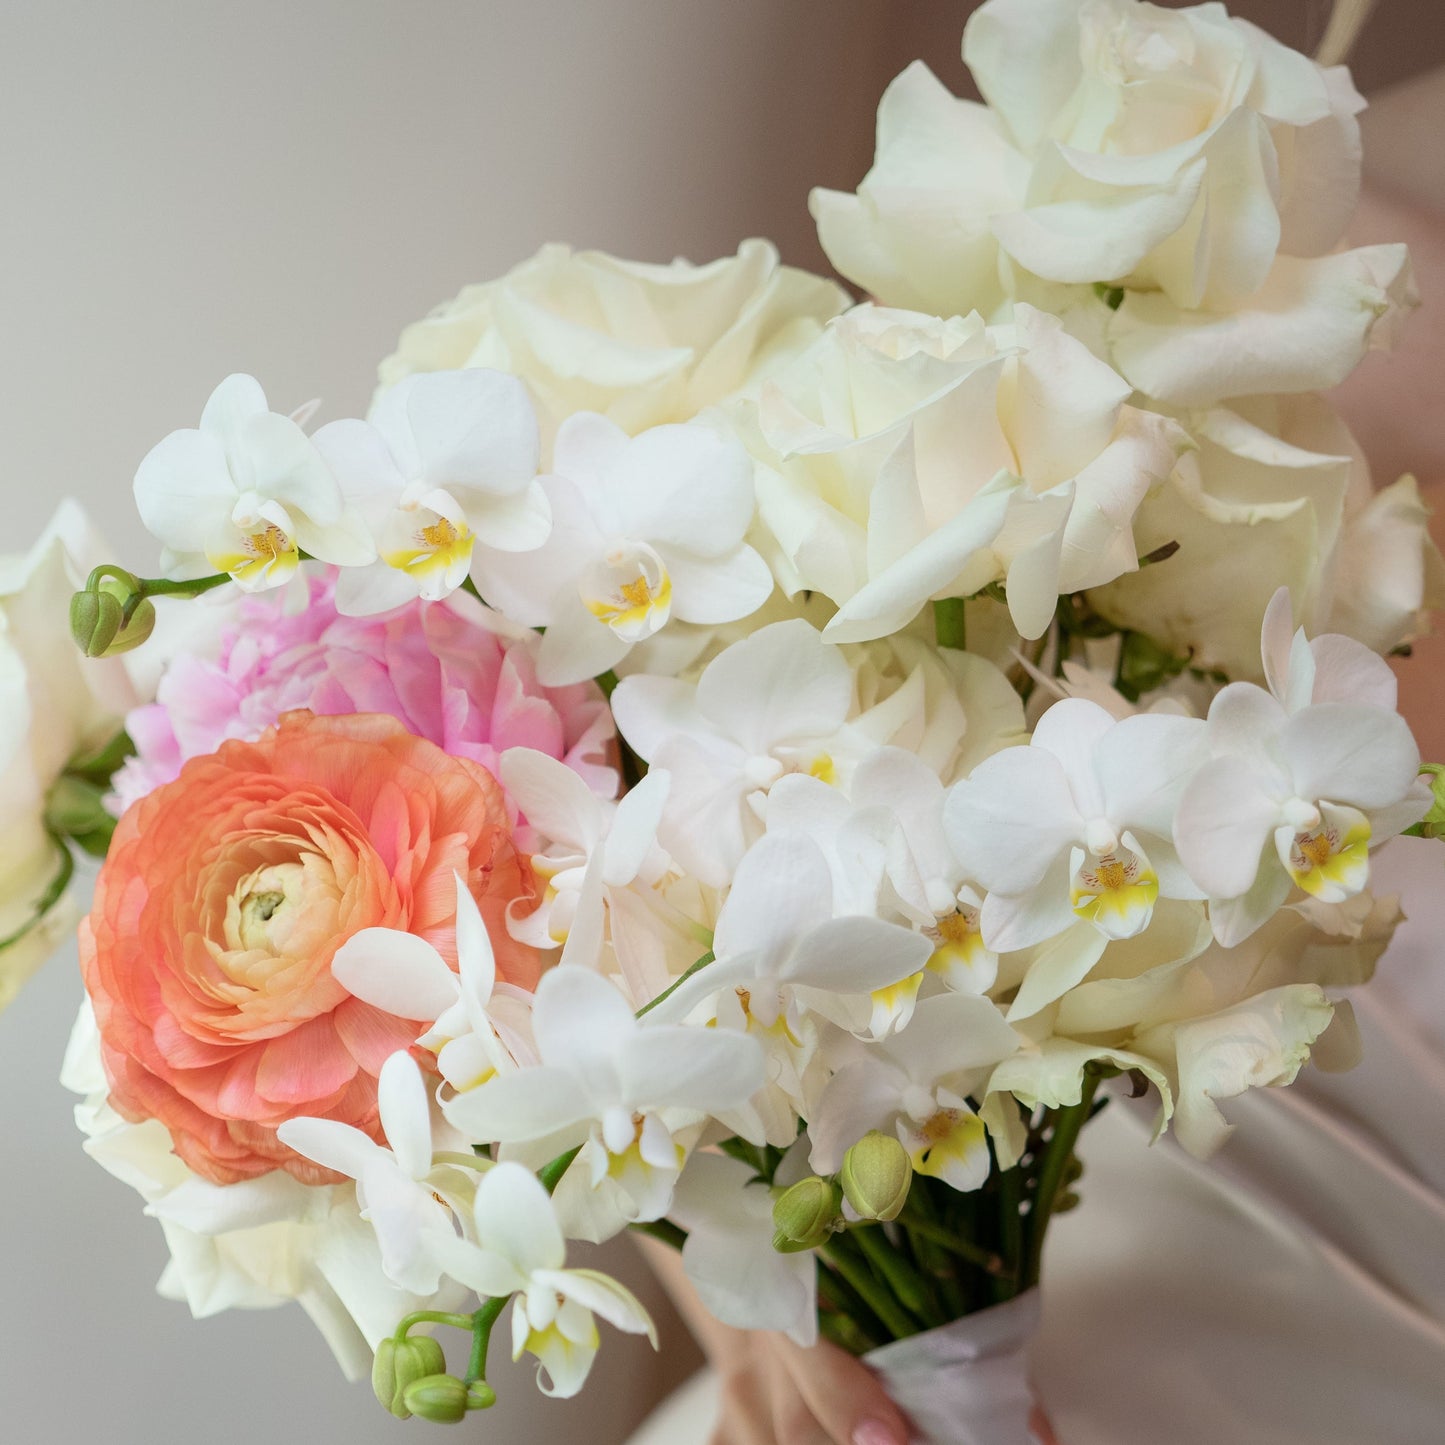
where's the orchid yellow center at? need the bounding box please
[868,972,922,1037]
[211,522,299,586]
[808,753,837,785]
[900,1107,988,1189]
[926,905,996,993]
[1281,805,1371,903]
[382,511,475,585]
[1070,841,1158,941]
[580,541,673,643]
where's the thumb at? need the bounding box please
[777,1335,912,1445]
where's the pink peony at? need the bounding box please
[113,574,616,817]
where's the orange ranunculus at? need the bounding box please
[80,709,540,1185]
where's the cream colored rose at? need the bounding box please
[990,889,1398,1157]
[817,0,1413,407]
[1089,393,1441,677]
[0,503,140,1008]
[733,302,1183,643]
[845,632,1028,785]
[969,0,1363,311]
[810,60,1029,321]
[1323,474,1445,658]
[375,239,847,440]
[1088,393,1355,680]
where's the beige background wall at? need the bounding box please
[0,4,1440,1444]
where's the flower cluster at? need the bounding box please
[12,0,1437,1425]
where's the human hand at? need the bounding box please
[706,1330,1062,1444]
[707,1329,908,1445]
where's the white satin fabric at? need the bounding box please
[1036,835,1445,1443]
[629,837,1445,1444]
[865,1292,1041,1444]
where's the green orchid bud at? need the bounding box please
[840,1131,913,1223]
[373,1335,448,1419]
[1413,764,1445,840]
[70,575,157,659]
[100,595,156,656]
[772,1175,842,1253]
[466,1381,497,1410]
[70,587,123,657]
[402,1373,472,1424]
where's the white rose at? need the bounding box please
[991,889,1398,1156]
[1323,473,1445,658]
[61,1000,468,1379]
[846,633,1028,784]
[375,238,847,441]
[810,60,1029,320]
[818,0,1413,407]
[1088,393,1358,679]
[0,503,140,1007]
[736,302,1183,643]
[968,0,1363,311]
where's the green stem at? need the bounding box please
[853,1225,938,1327]
[897,1211,1005,1277]
[815,1256,888,1349]
[394,1310,477,1337]
[629,1218,687,1251]
[538,1145,582,1194]
[635,950,715,1017]
[995,1162,1023,1302]
[465,1297,507,1384]
[822,1234,923,1341]
[0,837,74,952]
[138,573,231,598]
[461,576,486,605]
[1022,1072,1102,1289]
[932,597,967,650]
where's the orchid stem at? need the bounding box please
[538,1145,582,1194]
[1022,1070,1102,1289]
[465,1296,507,1384]
[394,1310,477,1337]
[630,1219,687,1251]
[822,1234,923,1341]
[898,1211,1005,1277]
[635,950,715,1018]
[852,1225,937,1326]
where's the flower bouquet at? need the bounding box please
[7,1,1443,1441]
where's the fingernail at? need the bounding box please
[853,1421,902,1445]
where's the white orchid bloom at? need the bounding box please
[809,993,1020,1191]
[1174,589,1424,945]
[477,412,772,684]
[848,747,1002,997]
[652,833,933,1145]
[668,1151,818,1346]
[613,619,865,888]
[762,771,925,1037]
[134,373,373,590]
[276,1052,474,1296]
[313,368,550,614]
[444,966,764,1221]
[499,747,676,999]
[945,698,1208,959]
[330,874,533,1094]
[432,1162,657,1399]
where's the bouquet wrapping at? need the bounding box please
[3,0,1442,1437]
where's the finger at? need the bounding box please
[709,1365,777,1445]
[765,1350,834,1445]
[775,1335,911,1445]
[1030,1404,1061,1445]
